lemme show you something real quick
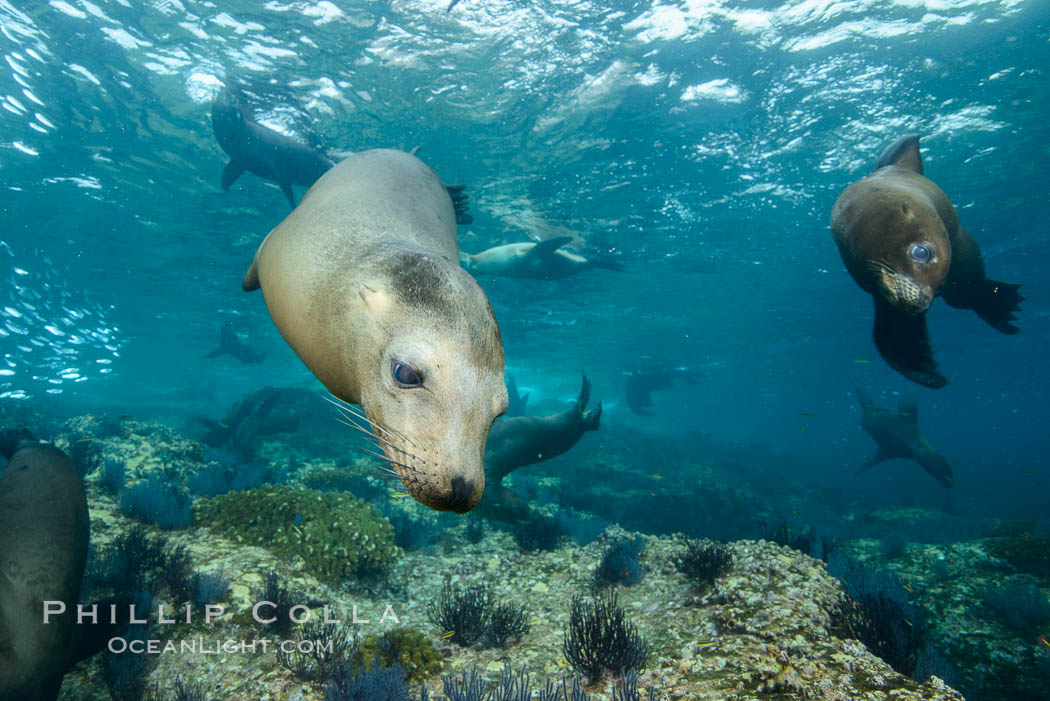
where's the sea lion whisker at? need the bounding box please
[333,414,415,457]
[326,397,419,449]
[358,447,419,476]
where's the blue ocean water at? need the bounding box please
[0,0,1048,696]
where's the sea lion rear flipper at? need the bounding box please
[873,298,947,389]
[201,345,224,359]
[527,236,573,261]
[875,134,923,174]
[220,160,247,191]
[446,184,473,225]
[279,179,296,208]
[576,371,591,412]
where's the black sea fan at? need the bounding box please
[562,592,647,681]
[673,539,731,591]
[426,582,493,647]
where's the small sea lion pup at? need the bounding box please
[243,149,508,513]
[831,134,1023,388]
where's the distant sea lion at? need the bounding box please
[0,440,89,700]
[211,88,334,208]
[243,149,507,513]
[625,368,699,416]
[477,372,601,523]
[202,322,266,364]
[460,237,623,280]
[853,389,953,488]
[831,134,1023,388]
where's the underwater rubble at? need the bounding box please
[40,412,987,701]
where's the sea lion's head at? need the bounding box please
[352,252,507,513]
[866,198,952,314]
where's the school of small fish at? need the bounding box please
[0,240,124,399]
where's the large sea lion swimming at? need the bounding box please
[459,237,623,280]
[211,88,335,208]
[0,439,89,699]
[243,149,508,513]
[831,134,1023,388]
[853,389,953,488]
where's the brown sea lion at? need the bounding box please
[0,440,89,700]
[831,134,1022,388]
[854,389,953,488]
[243,149,508,513]
[476,372,601,524]
[211,88,334,208]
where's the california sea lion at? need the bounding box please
[625,368,700,416]
[831,134,1023,388]
[853,389,953,488]
[0,440,89,700]
[243,149,508,513]
[211,88,335,208]
[202,322,266,364]
[478,372,601,523]
[459,237,623,280]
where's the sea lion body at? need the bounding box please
[854,389,952,488]
[243,149,507,512]
[0,443,89,700]
[478,373,601,523]
[831,134,1022,388]
[460,238,621,280]
[202,323,266,364]
[212,89,334,208]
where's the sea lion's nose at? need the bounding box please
[444,476,477,513]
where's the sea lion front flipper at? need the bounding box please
[221,160,248,191]
[857,448,893,475]
[947,278,1024,334]
[872,297,947,389]
[445,184,473,225]
[242,230,275,292]
[875,134,923,174]
[527,236,573,261]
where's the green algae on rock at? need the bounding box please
[356,627,442,682]
[192,486,399,583]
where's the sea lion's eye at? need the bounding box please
[908,243,932,263]
[391,360,423,388]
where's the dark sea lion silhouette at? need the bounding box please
[202,323,266,364]
[0,439,90,700]
[478,372,601,523]
[831,134,1023,388]
[853,389,953,488]
[211,88,334,208]
[506,374,529,417]
[624,368,699,416]
[459,237,623,279]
